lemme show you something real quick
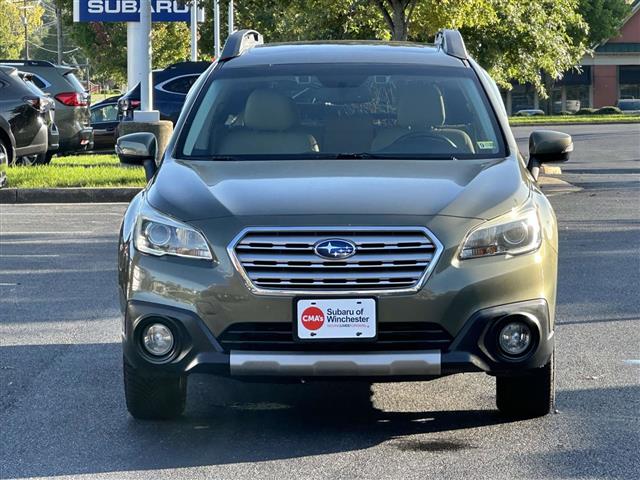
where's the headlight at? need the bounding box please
[459,209,541,260]
[134,202,213,260]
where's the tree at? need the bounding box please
[577,0,630,46]
[0,0,45,58]
[369,0,588,96]
[461,0,588,96]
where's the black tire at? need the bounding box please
[36,151,54,165]
[496,353,555,418]
[123,358,187,420]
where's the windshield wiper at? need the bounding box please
[327,152,458,160]
[330,152,381,159]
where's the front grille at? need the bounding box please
[229,227,441,293]
[218,322,453,352]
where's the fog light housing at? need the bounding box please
[498,321,532,356]
[142,323,174,357]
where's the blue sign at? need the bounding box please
[73,0,193,22]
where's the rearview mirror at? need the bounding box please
[529,130,573,163]
[527,130,573,181]
[116,132,157,181]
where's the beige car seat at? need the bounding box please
[372,85,475,153]
[218,89,319,154]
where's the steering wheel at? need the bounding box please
[380,131,459,154]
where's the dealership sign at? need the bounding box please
[72,0,196,22]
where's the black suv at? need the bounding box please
[0,60,93,154]
[118,61,210,123]
[0,65,52,167]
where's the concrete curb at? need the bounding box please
[0,187,142,204]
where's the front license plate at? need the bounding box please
[296,298,376,340]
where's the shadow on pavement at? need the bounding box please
[2,342,638,479]
[1,342,506,478]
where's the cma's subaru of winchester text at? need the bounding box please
[116,30,572,420]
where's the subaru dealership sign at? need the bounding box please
[73,0,193,22]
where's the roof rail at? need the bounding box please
[219,29,263,62]
[434,29,468,60]
[0,59,55,67]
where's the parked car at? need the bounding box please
[616,98,640,114]
[89,96,120,152]
[19,71,59,164]
[116,29,571,420]
[117,61,210,123]
[0,65,50,166]
[514,109,545,116]
[0,60,93,154]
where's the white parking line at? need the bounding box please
[0,254,61,258]
[623,359,640,366]
[1,231,93,235]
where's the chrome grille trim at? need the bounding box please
[227,227,443,296]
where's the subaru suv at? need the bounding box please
[116,30,573,420]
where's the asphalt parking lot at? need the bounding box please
[1,123,639,480]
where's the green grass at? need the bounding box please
[51,153,120,166]
[6,163,146,188]
[509,114,640,125]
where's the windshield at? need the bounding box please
[179,63,505,160]
[619,100,640,111]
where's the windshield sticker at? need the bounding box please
[477,140,495,150]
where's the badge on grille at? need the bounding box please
[313,239,357,259]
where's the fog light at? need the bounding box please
[498,321,532,356]
[142,323,174,356]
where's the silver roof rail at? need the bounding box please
[219,29,264,62]
[435,29,468,60]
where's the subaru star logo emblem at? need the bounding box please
[314,239,357,260]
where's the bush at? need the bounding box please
[575,108,597,115]
[595,106,622,115]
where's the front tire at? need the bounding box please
[496,352,555,418]
[123,358,187,420]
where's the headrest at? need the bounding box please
[396,84,445,128]
[243,89,298,131]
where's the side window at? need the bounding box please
[91,104,118,123]
[31,75,48,89]
[161,75,198,94]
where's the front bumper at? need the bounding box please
[122,299,553,380]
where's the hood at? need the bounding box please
[147,157,530,222]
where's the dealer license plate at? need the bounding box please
[296,298,376,340]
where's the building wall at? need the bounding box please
[589,8,639,107]
[593,65,618,107]
[609,9,640,43]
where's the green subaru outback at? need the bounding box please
[116,30,572,420]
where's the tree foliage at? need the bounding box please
[0,0,44,58]
[46,0,608,96]
[577,0,630,46]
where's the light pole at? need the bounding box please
[190,1,198,61]
[133,0,158,122]
[214,0,220,59]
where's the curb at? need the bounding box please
[0,187,142,204]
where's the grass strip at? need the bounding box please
[509,114,640,125]
[51,154,120,166]
[6,164,146,188]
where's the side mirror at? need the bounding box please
[528,130,573,180]
[116,132,158,181]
